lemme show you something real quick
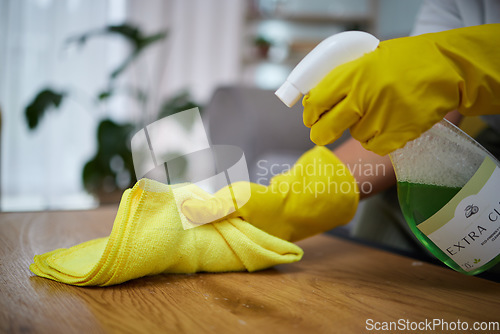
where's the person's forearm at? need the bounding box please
[334,138,395,200]
[334,111,463,199]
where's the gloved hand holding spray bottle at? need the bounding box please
[275,28,500,275]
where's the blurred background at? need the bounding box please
[0,0,423,211]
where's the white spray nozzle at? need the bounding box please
[275,31,380,108]
[275,80,301,108]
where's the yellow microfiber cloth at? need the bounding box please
[30,179,303,286]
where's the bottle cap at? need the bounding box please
[275,81,301,108]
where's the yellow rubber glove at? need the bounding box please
[29,179,303,286]
[303,24,500,156]
[182,146,359,242]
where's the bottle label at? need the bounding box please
[417,157,500,272]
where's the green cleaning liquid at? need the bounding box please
[397,181,464,272]
[397,182,461,225]
[398,179,500,275]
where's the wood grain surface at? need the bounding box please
[1,207,499,334]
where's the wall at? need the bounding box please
[377,0,423,39]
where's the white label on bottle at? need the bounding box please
[417,157,500,272]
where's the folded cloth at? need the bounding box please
[30,179,303,286]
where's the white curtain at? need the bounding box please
[0,0,245,211]
[126,0,245,116]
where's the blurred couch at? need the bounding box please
[203,86,349,184]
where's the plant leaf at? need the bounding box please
[106,24,142,46]
[97,89,113,101]
[25,88,65,129]
[110,50,139,79]
[83,119,136,191]
[137,31,168,50]
[65,27,102,48]
[66,24,140,48]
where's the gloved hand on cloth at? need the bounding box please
[303,24,500,156]
[30,180,304,287]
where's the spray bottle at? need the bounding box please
[275,31,379,107]
[275,31,500,275]
[390,119,500,275]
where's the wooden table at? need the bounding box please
[1,207,499,333]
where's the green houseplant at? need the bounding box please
[254,35,272,58]
[24,24,200,203]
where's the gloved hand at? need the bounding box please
[182,146,359,242]
[303,24,500,156]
